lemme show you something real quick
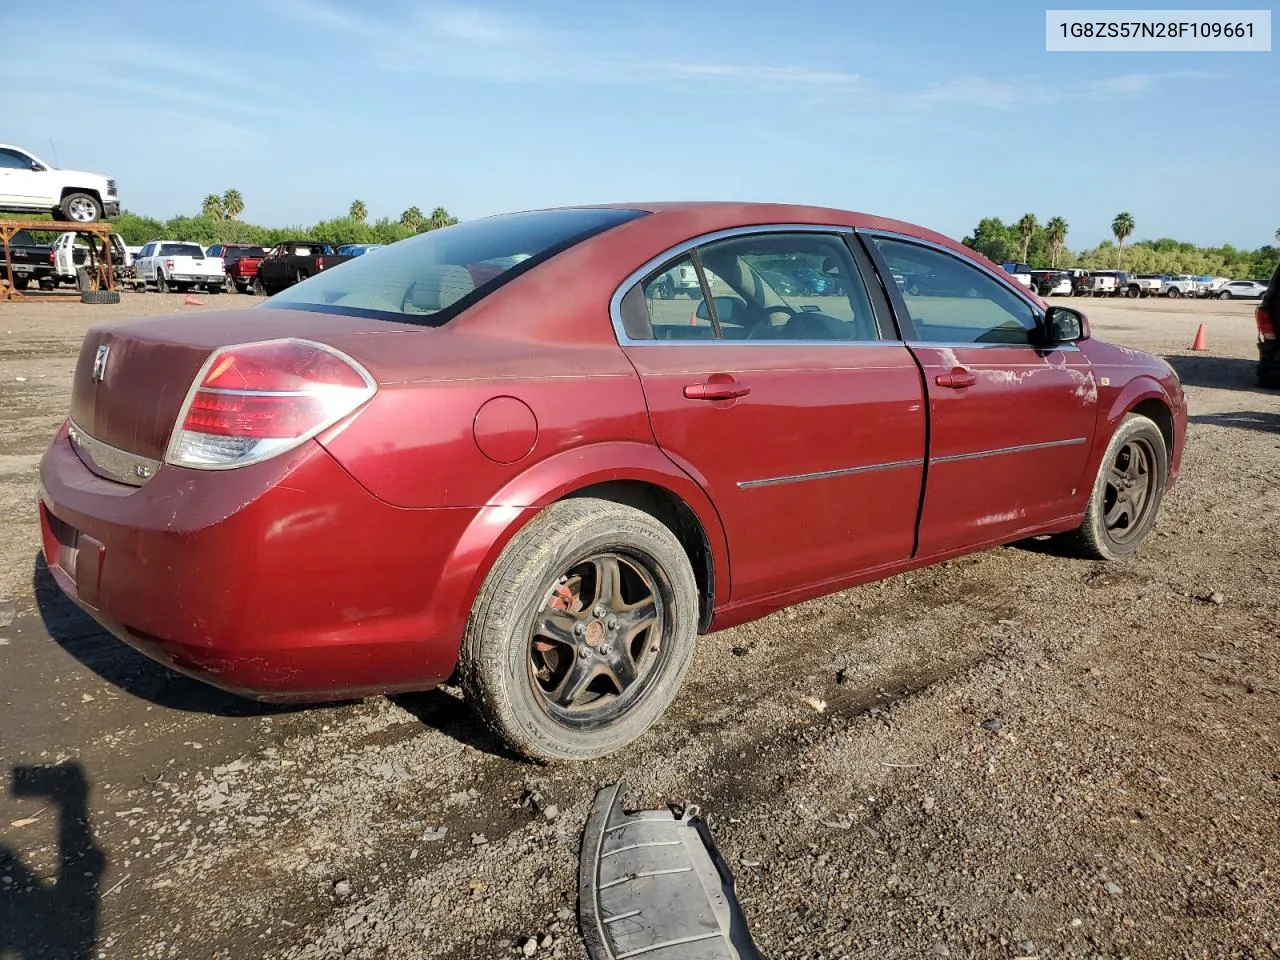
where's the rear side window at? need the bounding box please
[623,231,879,342]
[268,208,646,325]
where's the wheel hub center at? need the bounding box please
[584,619,606,648]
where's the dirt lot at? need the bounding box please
[0,292,1277,960]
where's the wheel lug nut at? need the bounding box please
[577,647,589,659]
[593,606,606,618]
[607,618,619,630]
[573,623,585,635]
[600,645,612,656]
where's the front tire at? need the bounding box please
[1069,414,1168,560]
[59,192,102,224]
[1167,288,1181,299]
[1217,290,1232,300]
[459,498,699,762]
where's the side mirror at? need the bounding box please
[1042,305,1089,344]
[30,161,42,171]
[694,295,747,323]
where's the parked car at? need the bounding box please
[1029,269,1071,296]
[253,241,353,295]
[1065,269,1103,296]
[1,229,55,289]
[1217,279,1269,300]
[336,244,383,257]
[37,202,1186,761]
[1256,263,1279,388]
[0,144,120,223]
[1124,274,1164,298]
[52,232,129,285]
[644,260,701,299]
[134,240,227,293]
[755,260,841,296]
[1089,270,1126,296]
[1000,262,1033,288]
[207,243,267,294]
[1160,274,1199,299]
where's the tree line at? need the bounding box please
[106,189,460,248]
[964,213,1278,280]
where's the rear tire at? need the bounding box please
[156,273,170,293]
[1217,290,1232,300]
[251,277,266,296]
[459,498,699,762]
[11,275,29,291]
[1068,414,1168,561]
[1167,288,1181,299]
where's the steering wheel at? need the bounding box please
[745,304,800,339]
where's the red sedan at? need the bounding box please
[38,203,1186,761]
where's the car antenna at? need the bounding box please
[48,138,60,166]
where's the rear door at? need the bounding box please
[863,232,1097,557]
[617,227,926,602]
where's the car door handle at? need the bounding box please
[935,367,976,389]
[684,374,750,401]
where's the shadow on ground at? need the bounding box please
[389,689,526,763]
[31,553,302,718]
[1165,354,1266,392]
[0,764,104,960]
[1189,411,1280,435]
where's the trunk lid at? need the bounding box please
[68,308,441,461]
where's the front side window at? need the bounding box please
[269,207,645,325]
[0,149,33,170]
[872,237,1038,346]
[626,231,878,342]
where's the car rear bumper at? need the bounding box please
[169,273,224,284]
[38,422,490,702]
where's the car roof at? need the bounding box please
[543,201,1004,271]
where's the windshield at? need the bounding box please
[266,207,645,324]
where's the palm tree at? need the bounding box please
[1045,216,1069,267]
[349,200,368,224]
[1015,213,1038,263]
[427,206,458,231]
[201,194,224,220]
[1274,226,1280,243]
[222,189,244,220]
[399,206,424,231]
[1112,212,1135,267]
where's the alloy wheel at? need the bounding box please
[1103,437,1156,544]
[528,552,665,728]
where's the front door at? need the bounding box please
[0,147,42,205]
[864,233,1098,557]
[619,229,927,602]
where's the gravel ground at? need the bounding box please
[0,292,1276,960]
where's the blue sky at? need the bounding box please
[2,1,1275,249]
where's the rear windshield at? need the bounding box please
[223,246,265,260]
[266,207,646,325]
[159,243,205,258]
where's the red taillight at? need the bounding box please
[316,256,325,271]
[166,339,375,469]
[1257,305,1275,341]
[165,258,175,271]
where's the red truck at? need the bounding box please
[206,243,266,294]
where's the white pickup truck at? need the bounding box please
[134,240,227,293]
[52,232,132,283]
[0,144,120,223]
[1160,274,1199,299]
[1124,274,1165,298]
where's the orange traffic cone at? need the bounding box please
[1190,323,1207,351]
[184,294,204,306]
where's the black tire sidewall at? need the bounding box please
[1080,415,1168,560]
[462,499,698,762]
